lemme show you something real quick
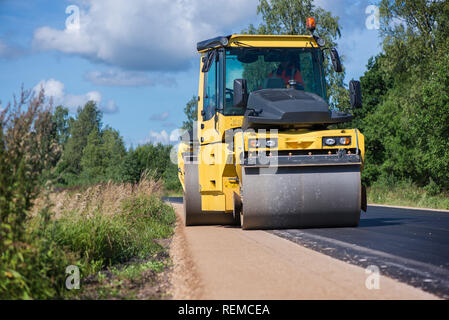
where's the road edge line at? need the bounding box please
[368,203,449,213]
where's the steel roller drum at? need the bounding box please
[241,165,361,230]
[183,158,236,226]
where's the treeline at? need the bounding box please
[211,0,448,200]
[43,101,180,191]
[346,0,449,195]
[0,89,178,298]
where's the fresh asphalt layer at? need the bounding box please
[163,197,449,299]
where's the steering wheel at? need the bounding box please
[226,88,234,102]
[294,83,305,90]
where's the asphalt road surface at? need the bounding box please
[164,197,449,299]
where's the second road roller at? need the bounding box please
[178,18,367,230]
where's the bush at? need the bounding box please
[0,91,176,299]
[1,179,176,299]
[51,195,175,273]
[367,179,449,210]
[0,88,68,299]
[121,144,181,192]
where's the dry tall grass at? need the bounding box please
[32,172,164,218]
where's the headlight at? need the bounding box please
[338,137,351,145]
[324,138,336,146]
[249,139,278,149]
[266,140,277,148]
[323,137,351,146]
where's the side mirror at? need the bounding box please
[202,50,216,73]
[233,79,248,109]
[330,48,342,73]
[349,80,362,109]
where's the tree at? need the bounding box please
[182,96,198,132]
[102,126,126,181]
[0,87,59,239]
[353,55,392,185]
[80,125,103,183]
[120,148,140,183]
[378,0,449,84]
[379,0,446,53]
[349,0,449,191]
[57,101,102,184]
[119,143,180,191]
[253,0,340,37]
[52,106,71,146]
[0,89,76,299]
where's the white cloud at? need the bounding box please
[150,111,169,121]
[169,128,183,142]
[33,78,118,113]
[102,100,119,114]
[143,128,183,145]
[35,78,64,99]
[32,0,258,71]
[84,70,177,87]
[147,130,170,145]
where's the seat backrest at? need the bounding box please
[263,77,285,89]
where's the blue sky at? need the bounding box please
[0,0,382,147]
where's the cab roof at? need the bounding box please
[197,34,318,53]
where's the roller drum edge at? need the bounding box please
[183,159,236,226]
[241,165,362,230]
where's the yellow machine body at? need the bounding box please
[178,34,366,229]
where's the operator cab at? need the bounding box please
[198,32,362,131]
[224,46,328,117]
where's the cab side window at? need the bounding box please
[204,55,217,121]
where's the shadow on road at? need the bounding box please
[359,217,408,228]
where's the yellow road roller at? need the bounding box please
[178,25,366,230]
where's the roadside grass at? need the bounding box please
[51,194,175,277]
[111,259,166,280]
[162,190,183,198]
[1,176,176,299]
[368,181,449,210]
[81,252,172,300]
[49,181,176,299]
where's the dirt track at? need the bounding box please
[168,203,438,300]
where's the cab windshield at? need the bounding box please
[225,47,327,116]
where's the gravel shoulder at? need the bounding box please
[167,203,439,300]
